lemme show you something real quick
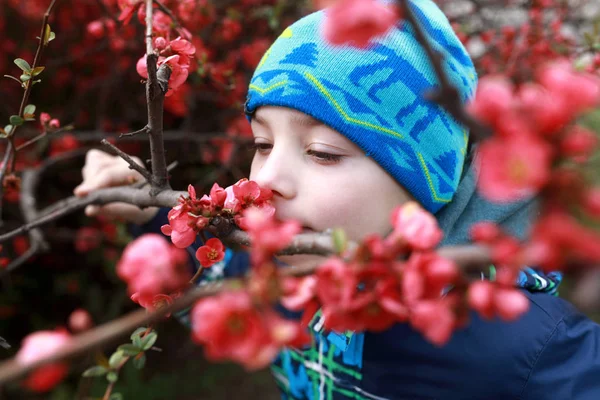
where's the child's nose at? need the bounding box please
[252,150,297,200]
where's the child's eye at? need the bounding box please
[248,142,272,155]
[306,150,344,164]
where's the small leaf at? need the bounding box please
[118,344,141,356]
[20,74,31,82]
[132,353,146,369]
[132,335,142,348]
[108,350,126,369]
[14,58,31,72]
[140,332,157,351]
[43,24,55,46]
[110,394,123,400]
[331,228,347,254]
[32,79,42,85]
[24,104,36,115]
[82,365,108,377]
[4,125,13,135]
[9,115,23,126]
[130,327,147,341]
[106,371,118,383]
[32,66,45,76]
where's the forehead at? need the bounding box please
[252,106,322,128]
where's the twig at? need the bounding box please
[399,0,493,141]
[119,125,150,138]
[0,186,186,244]
[0,0,59,220]
[153,0,185,35]
[101,139,153,183]
[0,243,491,386]
[144,0,172,194]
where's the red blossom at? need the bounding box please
[196,238,225,267]
[322,0,400,49]
[117,234,190,298]
[16,329,71,392]
[68,309,93,333]
[131,292,177,316]
[476,135,552,202]
[468,281,529,321]
[388,202,443,251]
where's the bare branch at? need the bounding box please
[0,186,186,245]
[101,139,153,183]
[399,0,493,142]
[119,125,150,138]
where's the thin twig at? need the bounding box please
[399,0,493,141]
[101,139,153,183]
[153,0,185,36]
[119,125,150,138]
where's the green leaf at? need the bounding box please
[108,350,126,369]
[109,394,123,400]
[106,371,118,383]
[140,332,157,351]
[130,327,147,341]
[118,344,141,356]
[24,104,36,115]
[132,335,142,348]
[3,125,13,136]
[82,365,108,377]
[20,74,30,82]
[43,24,55,46]
[9,115,23,126]
[132,353,146,369]
[14,58,31,72]
[32,79,42,85]
[32,66,45,76]
[331,228,347,254]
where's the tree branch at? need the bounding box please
[101,139,153,183]
[399,0,493,142]
[0,243,491,386]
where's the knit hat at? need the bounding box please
[245,0,477,214]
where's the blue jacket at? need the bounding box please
[131,151,600,399]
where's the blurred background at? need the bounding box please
[0,0,599,399]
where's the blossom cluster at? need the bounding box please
[160,178,273,249]
[468,61,600,271]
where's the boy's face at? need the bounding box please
[249,106,413,268]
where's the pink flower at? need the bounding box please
[190,291,273,370]
[195,238,225,267]
[170,36,196,56]
[161,207,197,248]
[68,309,93,332]
[40,112,51,125]
[410,299,455,346]
[476,135,552,202]
[243,207,301,265]
[468,77,515,128]
[388,202,443,250]
[16,329,71,392]
[468,281,529,321]
[131,292,177,316]
[16,329,71,366]
[322,0,400,48]
[117,234,190,298]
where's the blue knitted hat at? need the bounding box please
[245,0,477,214]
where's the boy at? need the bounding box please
[75,0,600,398]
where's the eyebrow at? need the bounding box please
[253,112,323,128]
